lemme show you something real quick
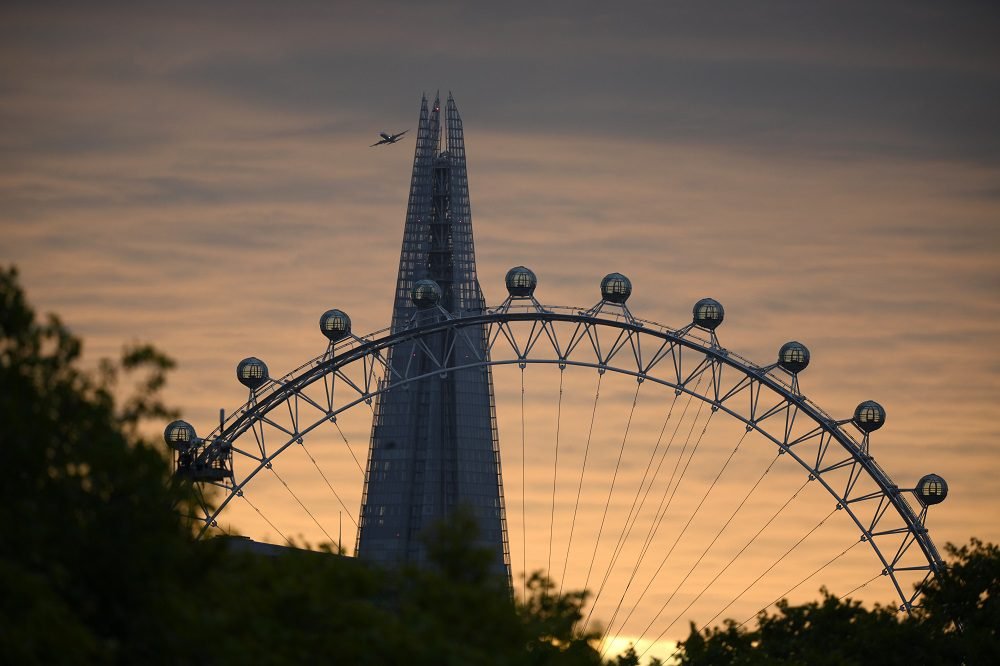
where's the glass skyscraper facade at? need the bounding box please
[356,94,510,581]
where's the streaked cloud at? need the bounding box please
[2,1,998,660]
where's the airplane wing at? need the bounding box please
[392,129,409,140]
[370,138,389,147]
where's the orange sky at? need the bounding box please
[3,2,999,659]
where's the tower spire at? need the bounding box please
[357,94,510,583]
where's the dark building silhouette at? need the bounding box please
[356,93,510,581]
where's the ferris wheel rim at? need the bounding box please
[187,304,944,613]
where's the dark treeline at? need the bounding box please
[1,266,996,665]
[677,538,998,665]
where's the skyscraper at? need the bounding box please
[356,93,510,581]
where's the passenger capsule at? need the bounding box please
[916,473,948,506]
[505,266,537,298]
[853,400,886,433]
[237,357,269,390]
[163,420,196,451]
[319,309,352,342]
[600,272,632,304]
[693,298,725,330]
[411,279,442,309]
[777,341,810,373]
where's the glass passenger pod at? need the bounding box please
[505,266,537,298]
[693,298,725,330]
[411,279,442,309]
[854,400,886,433]
[320,309,352,341]
[916,473,948,505]
[778,341,810,373]
[600,272,632,304]
[237,357,269,390]
[164,420,196,451]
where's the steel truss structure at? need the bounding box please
[183,294,945,615]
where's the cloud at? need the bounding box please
[2,1,998,649]
[3,1,1000,165]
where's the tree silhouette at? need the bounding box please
[0,266,623,665]
[916,538,1000,664]
[4,264,991,665]
[676,539,1000,665]
[0,265,209,663]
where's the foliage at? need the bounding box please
[5,264,993,666]
[916,538,1000,664]
[676,540,1000,665]
[0,266,205,663]
[0,266,629,665]
[518,571,602,665]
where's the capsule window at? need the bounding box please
[697,303,721,320]
[605,279,628,295]
[510,272,532,289]
[241,364,265,380]
[923,480,943,495]
[783,348,805,363]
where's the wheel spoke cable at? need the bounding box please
[548,368,565,580]
[520,366,527,601]
[596,390,682,599]
[594,381,703,616]
[610,447,779,646]
[597,401,714,643]
[624,455,791,654]
[299,440,358,528]
[738,538,862,628]
[269,465,336,544]
[332,418,365,477]
[834,571,883,602]
[615,395,712,611]
[241,492,292,546]
[647,503,836,659]
[632,383,708,570]
[602,425,749,651]
[558,371,603,595]
[582,380,643,628]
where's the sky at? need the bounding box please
[3,0,999,659]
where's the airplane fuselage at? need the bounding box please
[371,129,408,147]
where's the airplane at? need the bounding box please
[370,130,408,147]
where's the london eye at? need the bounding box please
[166,267,949,658]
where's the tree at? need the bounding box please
[0,265,211,663]
[917,538,1000,664]
[517,571,602,665]
[0,265,634,665]
[675,540,1000,665]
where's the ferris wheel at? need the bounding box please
[164,266,950,657]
